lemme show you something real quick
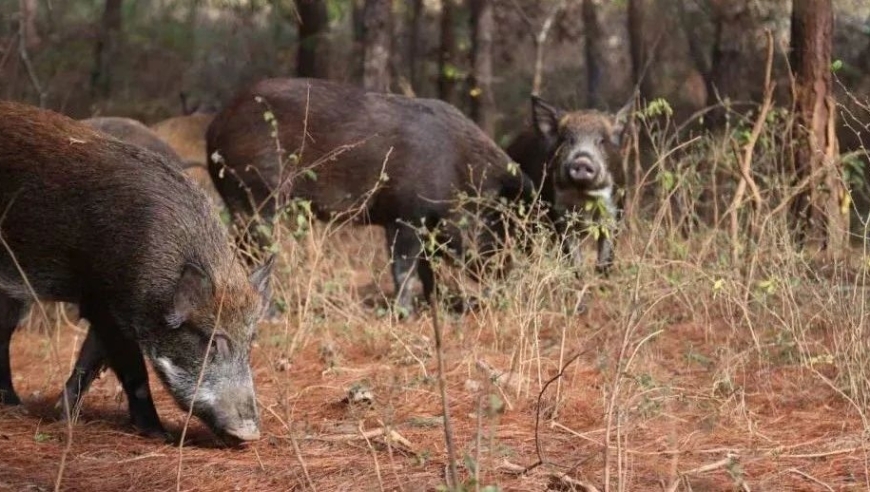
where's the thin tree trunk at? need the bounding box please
[581,0,603,109]
[408,0,424,92]
[469,0,494,135]
[627,0,653,100]
[295,0,330,78]
[438,0,458,104]
[91,0,122,98]
[790,0,844,251]
[21,0,40,50]
[362,0,392,92]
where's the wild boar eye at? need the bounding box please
[596,136,605,146]
[209,334,231,357]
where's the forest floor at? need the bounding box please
[0,225,868,492]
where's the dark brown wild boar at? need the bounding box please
[507,96,632,274]
[207,78,532,314]
[0,101,273,443]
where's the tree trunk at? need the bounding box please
[627,0,654,100]
[469,0,494,135]
[295,0,330,78]
[438,0,458,105]
[790,0,844,251]
[581,0,603,109]
[362,0,392,92]
[20,0,40,50]
[408,0,424,92]
[91,0,123,98]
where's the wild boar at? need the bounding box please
[83,116,224,206]
[150,113,215,166]
[207,78,532,314]
[81,117,187,167]
[507,96,631,274]
[0,101,272,443]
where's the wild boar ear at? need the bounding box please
[610,99,634,147]
[250,254,275,305]
[167,263,214,329]
[531,95,564,142]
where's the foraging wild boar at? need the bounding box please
[83,116,224,206]
[0,101,273,443]
[81,117,188,168]
[507,96,632,274]
[150,113,215,166]
[207,78,532,313]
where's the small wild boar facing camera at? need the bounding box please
[207,78,532,315]
[0,101,272,444]
[507,96,632,274]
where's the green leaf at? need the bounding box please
[660,170,675,192]
[463,454,478,475]
[831,59,843,72]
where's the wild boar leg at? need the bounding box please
[0,294,26,405]
[58,328,107,420]
[561,230,584,273]
[594,194,618,275]
[82,305,164,436]
[595,234,614,275]
[385,222,433,315]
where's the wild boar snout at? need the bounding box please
[563,152,600,184]
[152,350,260,443]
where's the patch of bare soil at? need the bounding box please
[1,303,866,491]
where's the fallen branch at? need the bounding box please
[309,427,415,452]
[548,472,601,492]
[665,454,746,492]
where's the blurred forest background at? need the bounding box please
[1,0,868,143]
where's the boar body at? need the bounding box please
[207,78,531,312]
[506,96,631,273]
[0,102,271,443]
[150,113,215,167]
[81,117,188,168]
[84,116,223,206]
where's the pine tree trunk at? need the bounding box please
[91,0,123,98]
[581,0,603,109]
[408,0,424,92]
[627,0,651,100]
[438,0,458,105]
[469,0,494,135]
[295,0,330,78]
[791,0,844,252]
[362,0,392,92]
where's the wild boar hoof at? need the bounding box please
[136,424,170,441]
[392,303,415,320]
[0,390,21,406]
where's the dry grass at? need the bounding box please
[2,95,870,491]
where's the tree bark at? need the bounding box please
[627,0,645,99]
[438,0,458,105]
[581,0,603,109]
[295,0,330,78]
[627,0,654,100]
[20,0,40,50]
[91,0,123,98]
[469,0,494,135]
[408,0,424,92]
[362,0,392,92]
[790,0,844,251]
